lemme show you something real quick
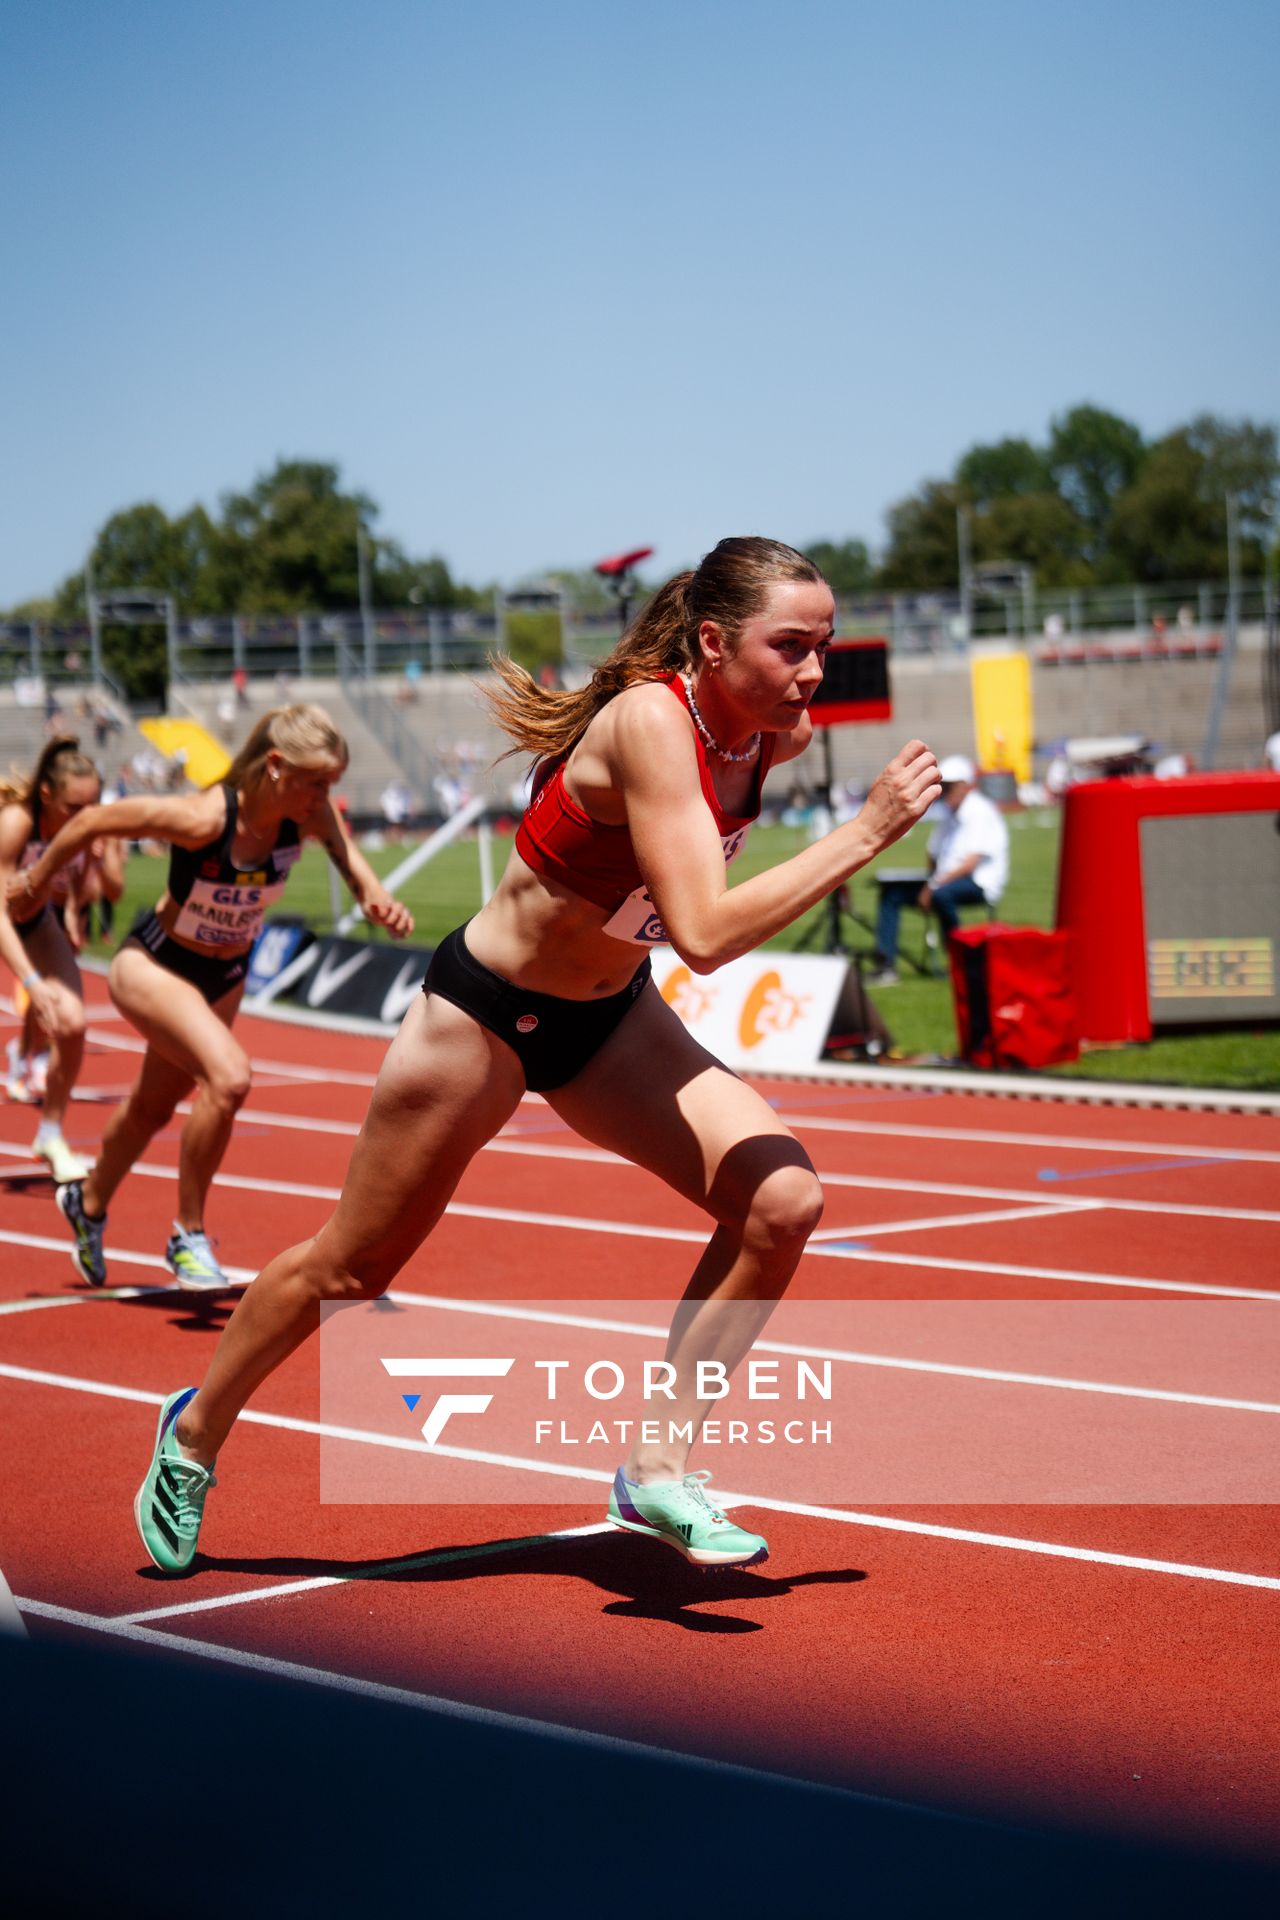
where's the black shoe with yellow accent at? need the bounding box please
[56,1180,107,1287]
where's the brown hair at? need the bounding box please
[224,704,349,794]
[486,535,825,760]
[0,737,99,817]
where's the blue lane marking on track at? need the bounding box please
[402,1393,421,1412]
[815,1241,873,1254]
[1037,1156,1238,1183]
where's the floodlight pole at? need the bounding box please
[358,523,376,676]
[85,560,103,687]
[165,595,179,705]
[956,506,973,642]
[1202,493,1241,770]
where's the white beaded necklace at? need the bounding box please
[681,672,761,765]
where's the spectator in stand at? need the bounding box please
[231,664,250,708]
[380,778,413,840]
[872,754,1008,984]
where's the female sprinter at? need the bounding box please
[0,738,121,1183]
[7,704,413,1291]
[131,539,939,1574]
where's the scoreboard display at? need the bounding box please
[1140,812,1280,1023]
[1057,773,1280,1043]
[808,639,891,726]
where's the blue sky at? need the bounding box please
[3,0,1277,605]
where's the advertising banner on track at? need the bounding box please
[650,945,848,1073]
[254,929,432,1029]
[254,925,847,1074]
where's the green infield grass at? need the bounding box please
[88,812,1278,1094]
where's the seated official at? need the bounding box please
[871,754,1008,983]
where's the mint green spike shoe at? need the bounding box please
[134,1388,216,1574]
[608,1468,768,1568]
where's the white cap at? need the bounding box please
[938,754,975,785]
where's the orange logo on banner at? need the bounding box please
[660,965,716,1022]
[738,970,811,1049]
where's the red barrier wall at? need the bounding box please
[1055,772,1280,1043]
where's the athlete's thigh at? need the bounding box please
[314,991,526,1283]
[107,946,245,1084]
[545,982,815,1221]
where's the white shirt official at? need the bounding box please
[928,789,1009,903]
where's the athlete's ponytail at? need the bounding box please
[485,536,824,761]
[0,737,99,812]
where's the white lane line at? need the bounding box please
[803,1239,1280,1301]
[135,1119,1280,1228]
[80,1022,381,1089]
[412,1296,1280,1412]
[0,1566,29,1638]
[9,1597,976,1820]
[374,1292,1280,1415]
[3,1361,1278,1588]
[3,1191,1278,1304]
[810,1202,1102,1241]
[16,989,1277,1148]
[777,1111,1280,1166]
[113,1523,614,1625]
[14,1107,1274,1228]
[0,1227,254,1285]
[709,1495,1280,1591]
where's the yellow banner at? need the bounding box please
[138,717,232,790]
[970,650,1032,783]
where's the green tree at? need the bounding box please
[802,538,874,594]
[876,481,964,589]
[53,503,197,704]
[218,459,375,612]
[977,492,1093,589]
[955,437,1052,509]
[1109,418,1279,581]
[1184,414,1279,548]
[377,550,472,610]
[1047,404,1147,560]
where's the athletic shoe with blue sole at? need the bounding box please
[134,1387,217,1574]
[608,1467,768,1567]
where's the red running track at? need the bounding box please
[1,983,1278,1863]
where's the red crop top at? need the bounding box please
[513,673,778,947]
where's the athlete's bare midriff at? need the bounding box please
[466,849,652,999]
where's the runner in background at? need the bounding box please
[0,739,120,1181]
[6,704,413,1291]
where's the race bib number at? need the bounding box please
[172,874,289,948]
[602,825,750,947]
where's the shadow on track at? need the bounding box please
[160,1528,869,1634]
